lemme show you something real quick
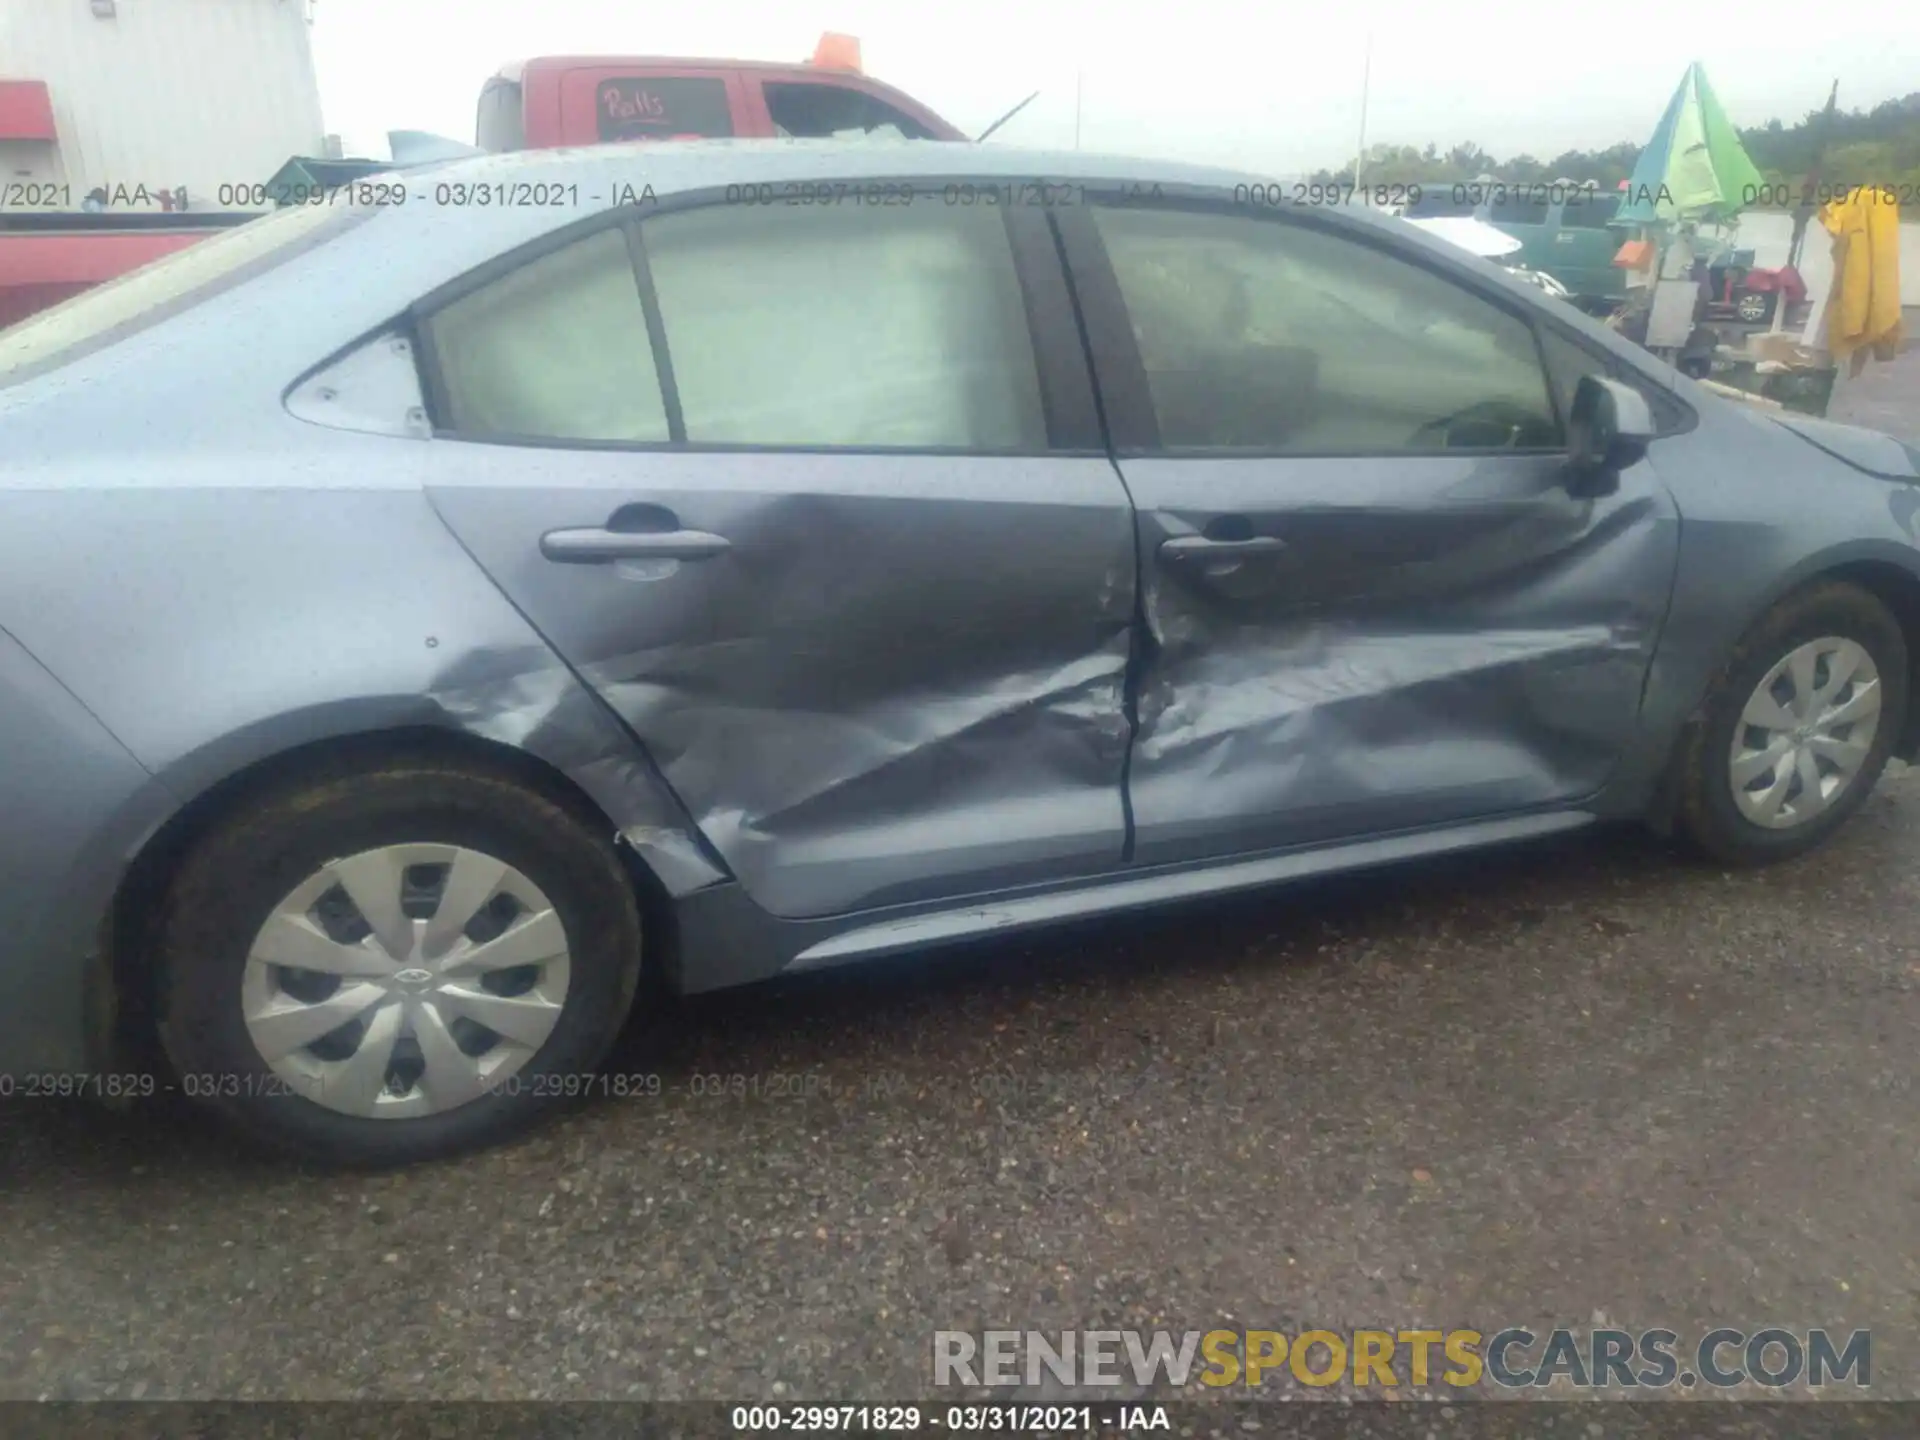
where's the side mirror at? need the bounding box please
[1566,375,1654,495]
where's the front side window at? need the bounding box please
[1091,206,1561,454]
[762,81,936,140]
[641,201,1045,449]
[425,226,669,443]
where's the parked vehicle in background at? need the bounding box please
[1404,214,1576,300]
[475,33,965,150]
[0,209,259,330]
[1697,248,1807,326]
[5,141,1920,1169]
[1406,181,1626,311]
[0,34,961,332]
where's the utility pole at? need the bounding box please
[1074,70,1084,150]
[1352,34,1372,188]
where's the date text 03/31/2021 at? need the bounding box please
[0,1072,320,1101]
[729,1405,1171,1432]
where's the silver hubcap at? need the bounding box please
[1729,637,1881,829]
[241,844,570,1118]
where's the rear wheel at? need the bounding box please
[155,756,644,1166]
[1676,582,1907,864]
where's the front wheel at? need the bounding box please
[155,755,645,1166]
[1676,582,1908,864]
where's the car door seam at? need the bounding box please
[1047,208,1146,863]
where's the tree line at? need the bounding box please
[1310,90,1920,206]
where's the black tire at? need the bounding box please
[155,755,644,1166]
[1675,581,1908,865]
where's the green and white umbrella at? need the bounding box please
[1616,62,1766,226]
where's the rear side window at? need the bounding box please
[596,77,734,141]
[640,202,1045,449]
[424,202,1048,452]
[425,226,669,442]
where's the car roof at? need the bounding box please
[412,137,1287,201]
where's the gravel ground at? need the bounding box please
[2,763,1917,1406]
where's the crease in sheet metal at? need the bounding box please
[424,641,730,896]
[588,632,1134,913]
[1121,455,1680,860]
[424,460,1141,919]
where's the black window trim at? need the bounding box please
[410,177,1103,459]
[623,222,686,442]
[1054,189,1676,461]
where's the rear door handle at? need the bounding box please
[539,527,731,564]
[1159,535,1288,562]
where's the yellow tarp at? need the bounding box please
[1819,185,1904,373]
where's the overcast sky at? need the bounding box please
[310,0,1920,172]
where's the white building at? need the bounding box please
[0,0,325,211]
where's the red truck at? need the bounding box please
[478,35,965,149]
[0,35,964,329]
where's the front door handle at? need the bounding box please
[1159,535,1288,563]
[540,527,731,564]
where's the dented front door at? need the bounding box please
[1054,197,1683,869]
[1117,449,1680,866]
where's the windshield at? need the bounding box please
[0,201,365,384]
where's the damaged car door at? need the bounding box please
[417,198,1135,918]
[1058,199,1681,866]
